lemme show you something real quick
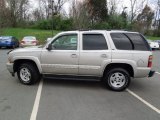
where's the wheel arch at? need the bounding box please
[13,58,42,74]
[103,63,134,77]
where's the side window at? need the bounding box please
[110,33,133,50]
[51,34,77,50]
[83,34,108,50]
[125,33,149,51]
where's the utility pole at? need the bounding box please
[49,0,54,36]
[158,0,160,30]
[51,0,54,37]
[0,0,5,34]
[51,0,54,36]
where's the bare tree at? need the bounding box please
[130,0,146,23]
[0,0,5,33]
[108,0,122,15]
[32,9,43,21]
[36,0,68,20]
[40,0,51,19]
[6,0,29,27]
[52,0,67,15]
[135,5,154,33]
[153,0,160,29]
[70,0,90,29]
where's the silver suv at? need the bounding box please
[6,30,154,91]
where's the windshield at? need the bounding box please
[23,36,36,40]
[0,37,11,40]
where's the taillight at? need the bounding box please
[148,55,153,67]
[32,41,37,44]
[21,41,25,44]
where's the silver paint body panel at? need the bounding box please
[7,30,152,78]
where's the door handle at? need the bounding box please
[71,54,77,58]
[101,54,107,58]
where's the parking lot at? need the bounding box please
[0,49,160,120]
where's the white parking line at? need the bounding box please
[126,89,160,114]
[30,80,43,120]
[155,72,160,75]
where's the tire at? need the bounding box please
[103,68,130,91]
[17,63,40,85]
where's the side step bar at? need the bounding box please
[43,74,101,81]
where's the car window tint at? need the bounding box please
[125,33,149,51]
[110,33,133,50]
[83,34,108,50]
[52,34,77,50]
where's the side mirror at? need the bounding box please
[46,44,52,51]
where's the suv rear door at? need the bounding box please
[79,31,112,76]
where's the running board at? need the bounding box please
[43,74,101,81]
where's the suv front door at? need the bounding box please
[41,33,79,75]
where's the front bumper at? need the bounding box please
[6,62,14,76]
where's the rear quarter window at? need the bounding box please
[110,33,133,50]
[125,33,150,51]
[111,33,150,51]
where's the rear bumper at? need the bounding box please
[134,67,150,78]
[20,44,37,47]
[134,67,155,78]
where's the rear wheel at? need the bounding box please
[103,68,130,91]
[17,63,40,85]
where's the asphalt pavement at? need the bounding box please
[0,49,160,120]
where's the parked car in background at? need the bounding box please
[155,40,160,47]
[20,36,38,47]
[147,40,159,50]
[0,36,19,49]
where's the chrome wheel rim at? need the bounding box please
[109,72,126,88]
[20,68,31,82]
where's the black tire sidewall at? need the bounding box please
[17,63,39,85]
[105,68,130,91]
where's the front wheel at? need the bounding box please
[103,68,131,91]
[17,63,40,85]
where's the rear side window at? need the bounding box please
[110,33,133,50]
[125,33,149,51]
[83,34,108,50]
